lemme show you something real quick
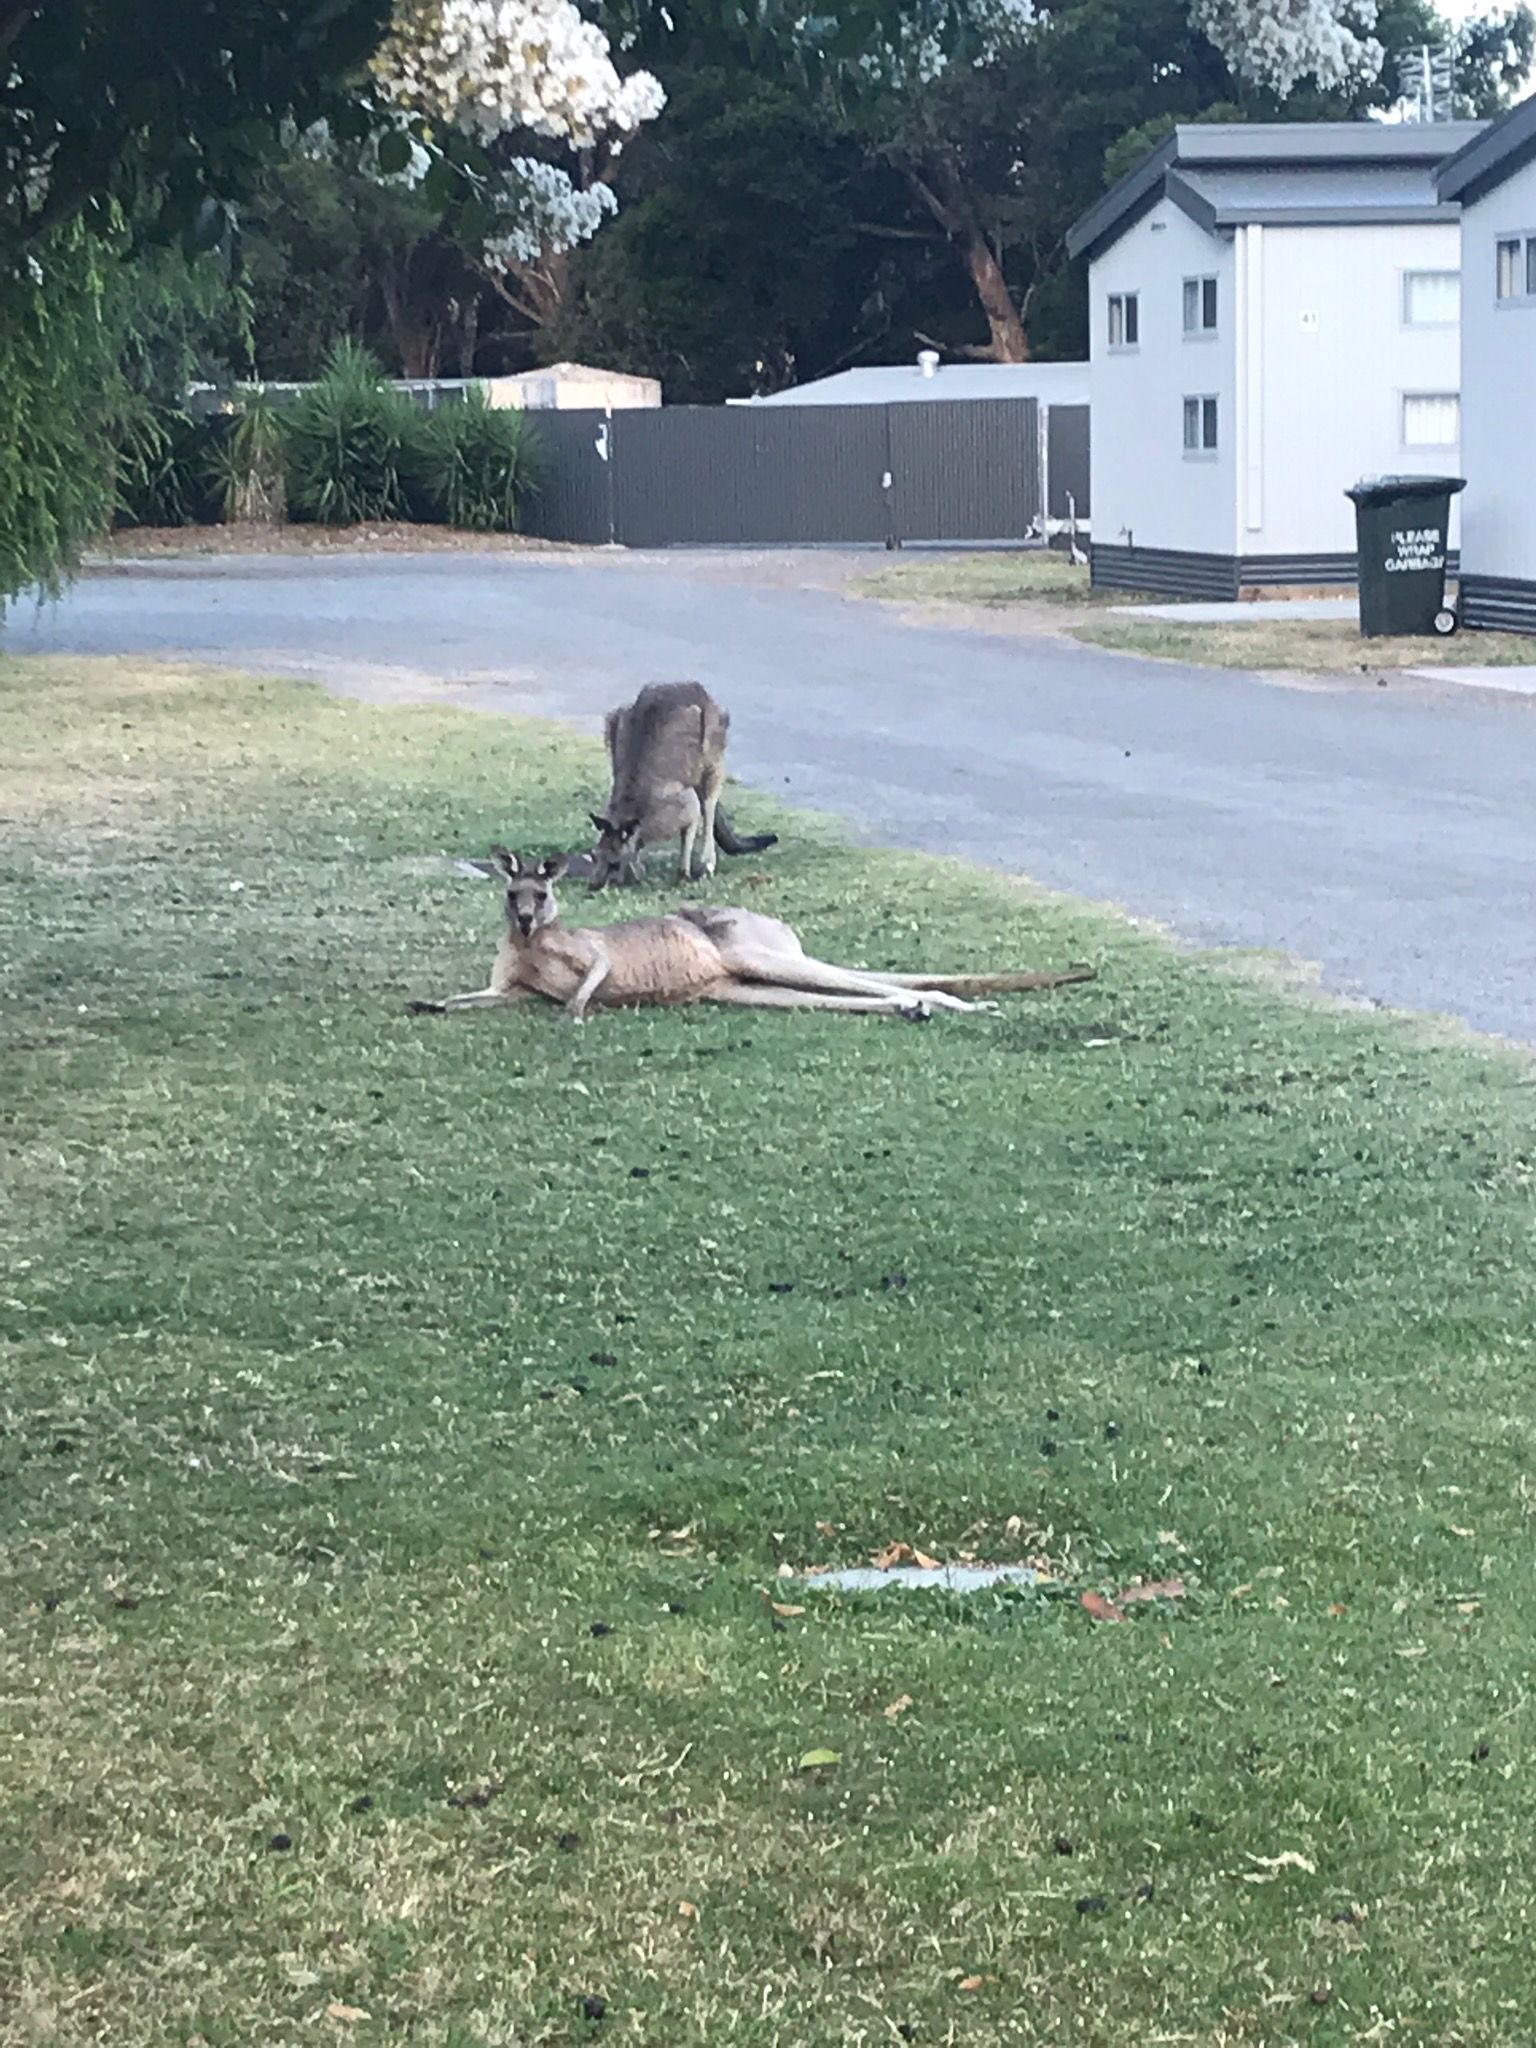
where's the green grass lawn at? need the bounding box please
[1073,616,1536,673]
[853,550,1114,609]
[7,658,1536,2047]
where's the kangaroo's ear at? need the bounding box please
[589,813,612,835]
[536,854,570,881]
[488,845,521,879]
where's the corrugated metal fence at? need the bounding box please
[521,398,1089,548]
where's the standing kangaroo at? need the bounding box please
[589,680,777,890]
[410,848,1095,1024]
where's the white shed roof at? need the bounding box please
[740,361,1090,407]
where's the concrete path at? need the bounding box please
[1109,596,1358,622]
[15,547,1536,1043]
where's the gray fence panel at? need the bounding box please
[1046,404,1090,521]
[611,405,890,547]
[887,398,1040,543]
[520,409,615,543]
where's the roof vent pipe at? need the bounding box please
[917,349,940,378]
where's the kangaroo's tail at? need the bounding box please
[877,965,1097,995]
[713,807,779,856]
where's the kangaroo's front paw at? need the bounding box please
[898,997,932,1024]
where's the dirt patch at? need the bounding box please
[90,523,577,561]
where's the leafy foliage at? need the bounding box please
[113,409,231,529]
[410,387,539,531]
[281,340,421,525]
[0,224,240,598]
[210,395,290,526]
[1,0,394,259]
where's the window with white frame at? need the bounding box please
[1402,392,1460,447]
[1183,394,1218,454]
[1496,234,1536,302]
[1108,291,1139,348]
[1182,275,1218,334]
[1402,269,1459,326]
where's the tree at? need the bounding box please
[549,68,918,400]
[0,0,392,260]
[363,0,665,360]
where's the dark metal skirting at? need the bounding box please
[1458,574,1536,634]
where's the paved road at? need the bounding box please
[15,549,1536,1041]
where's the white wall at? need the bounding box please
[1248,221,1463,557]
[1089,197,1239,556]
[1457,157,1536,580]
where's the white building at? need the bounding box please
[1436,100,1536,632]
[1066,121,1484,598]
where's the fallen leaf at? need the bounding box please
[1229,1583,1253,1600]
[1327,1602,1349,1618]
[870,1542,914,1570]
[1450,1525,1475,1538]
[798,1748,841,1770]
[326,2004,371,2024]
[884,1694,914,1720]
[776,1562,796,1580]
[1116,1576,1186,1604]
[678,1900,699,1921]
[815,1520,837,1538]
[1456,1600,1482,1615]
[912,1548,942,1571]
[769,1601,805,1619]
[957,1975,984,1992]
[1080,1591,1127,1624]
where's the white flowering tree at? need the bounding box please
[1191,0,1383,95]
[362,0,665,351]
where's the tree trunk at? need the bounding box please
[904,156,1030,364]
[457,294,480,379]
[961,230,1028,362]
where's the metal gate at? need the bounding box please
[520,396,1051,548]
[519,409,616,544]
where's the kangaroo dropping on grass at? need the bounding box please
[589,680,777,889]
[410,848,1096,1024]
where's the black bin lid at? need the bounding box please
[1346,475,1467,505]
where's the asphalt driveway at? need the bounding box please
[14,547,1536,1043]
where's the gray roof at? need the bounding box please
[1437,93,1536,206]
[739,360,1090,407]
[1068,120,1486,263]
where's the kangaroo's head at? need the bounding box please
[489,846,567,937]
[587,812,642,891]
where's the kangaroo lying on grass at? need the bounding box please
[410,848,1095,1024]
[589,680,777,889]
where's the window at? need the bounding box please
[1183,394,1219,455]
[1402,269,1459,326]
[1496,234,1536,303]
[1402,392,1460,448]
[1108,291,1139,349]
[1182,275,1218,334]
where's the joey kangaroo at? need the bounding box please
[589,680,777,890]
[410,847,1096,1024]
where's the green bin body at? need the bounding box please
[1345,475,1465,638]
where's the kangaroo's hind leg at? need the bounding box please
[697,762,726,878]
[678,791,703,882]
[702,981,932,1020]
[722,947,986,1013]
